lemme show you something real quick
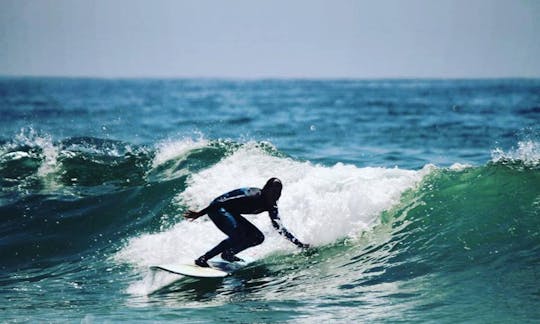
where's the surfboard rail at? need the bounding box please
[150,263,228,278]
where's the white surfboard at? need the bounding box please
[150,263,228,278]
[150,257,252,278]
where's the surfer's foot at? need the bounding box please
[194,256,209,268]
[221,251,243,263]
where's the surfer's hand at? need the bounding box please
[183,210,201,220]
[301,244,318,257]
[299,243,311,250]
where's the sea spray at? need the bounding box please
[491,140,540,168]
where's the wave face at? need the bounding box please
[1,78,539,322]
[370,162,540,322]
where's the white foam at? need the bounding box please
[115,143,431,295]
[152,136,208,168]
[11,128,59,177]
[9,128,60,185]
[35,136,59,178]
[491,140,540,167]
[180,143,431,246]
[449,163,473,171]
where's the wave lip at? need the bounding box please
[152,136,209,168]
[491,140,540,168]
[0,132,154,199]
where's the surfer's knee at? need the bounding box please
[253,232,265,246]
[244,231,264,247]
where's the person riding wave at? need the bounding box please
[184,178,309,267]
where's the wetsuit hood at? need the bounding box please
[262,178,282,205]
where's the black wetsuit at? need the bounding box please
[198,187,304,261]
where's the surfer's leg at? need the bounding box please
[208,207,239,235]
[195,238,232,265]
[195,208,241,267]
[221,215,264,262]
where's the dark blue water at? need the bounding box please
[3,78,538,168]
[1,78,539,322]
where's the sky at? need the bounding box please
[0,0,539,78]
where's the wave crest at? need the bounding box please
[492,140,540,168]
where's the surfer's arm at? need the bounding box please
[269,209,309,249]
[183,198,241,220]
[183,204,214,220]
[183,209,205,220]
[183,191,248,220]
[183,189,255,220]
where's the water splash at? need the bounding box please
[492,140,540,168]
[115,144,432,294]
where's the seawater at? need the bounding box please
[0,78,539,322]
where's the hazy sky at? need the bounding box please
[1,0,539,78]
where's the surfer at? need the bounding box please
[183,178,309,267]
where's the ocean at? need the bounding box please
[1,78,539,323]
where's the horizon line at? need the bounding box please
[1,74,539,81]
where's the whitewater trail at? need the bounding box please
[114,141,432,294]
